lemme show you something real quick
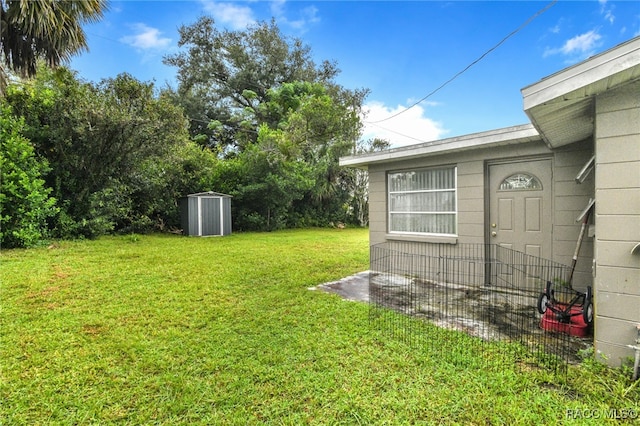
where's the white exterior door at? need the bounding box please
[488,159,552,259]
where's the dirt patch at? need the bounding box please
[25,285,62,300]
[23,265,73,308]
[82,324,107,336]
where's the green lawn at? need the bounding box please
[1,228,638,424]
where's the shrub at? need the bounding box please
[0,106,58,248]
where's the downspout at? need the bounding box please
[630,242,640,381]
[629,324,640,381]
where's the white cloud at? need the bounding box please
[270,0,320,32]
[361,101,447,148]
[598,0,615,24]
[561,31,602,54]
[200,1,256,30]
[270,0,286,17]
[120,23,171,50]
[543,30,603,59]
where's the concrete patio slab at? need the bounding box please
[312,271,370,302]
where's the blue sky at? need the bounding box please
[70,0,640,147]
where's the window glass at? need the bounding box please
[499,173,542,191]
[388,166,457,236]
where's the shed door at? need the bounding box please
[488,159,552,259]
[200,197,221,236]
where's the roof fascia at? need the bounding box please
[340,124,540,168]
[522,36,640,110]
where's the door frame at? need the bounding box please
[483,155,554,283]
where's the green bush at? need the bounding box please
[4,68,199,239]
[0,106,58,248]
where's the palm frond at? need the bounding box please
[0,0,108,78]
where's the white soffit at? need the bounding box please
[523,36,640,148]
[339,124,540,168]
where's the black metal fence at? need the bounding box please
[369,242,593,374]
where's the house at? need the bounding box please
[340,36,640,367]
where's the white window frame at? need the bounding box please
[387,166,458,237]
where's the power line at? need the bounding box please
[368,0,558,125]
[366,120,431,144]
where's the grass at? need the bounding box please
[1,228,638,424]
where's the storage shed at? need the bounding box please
[179,192,232,237]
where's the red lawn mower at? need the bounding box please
[537,281,593,337]
[536,198,595,338]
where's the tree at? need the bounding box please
[164,17,372,230]
[342,138,390,227]
[128,140,220,232]
[209,125,314,231]
[4,66,203,237]
[163,16,339,151]
[275,82,364,224]
[0,0,108,94]
[241,81,369,227]
[0,104,57,247]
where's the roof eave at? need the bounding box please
[340,124,540,168]
[522,36,640,108]
[522,36,640,148]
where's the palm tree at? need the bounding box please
[0,0,107,93]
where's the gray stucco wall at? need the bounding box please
[593,80,640,366]
[366,138,595,288]
[552,144,595,291]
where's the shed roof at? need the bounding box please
[186,191,233,198]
